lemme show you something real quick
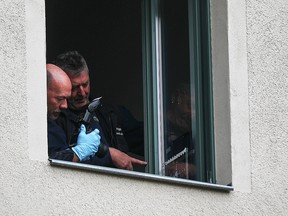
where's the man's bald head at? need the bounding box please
[47,64,71,90]
[47,64,72,120]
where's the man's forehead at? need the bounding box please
[52,87,71,96]
[69,71,89,84]
[71,80,89,87]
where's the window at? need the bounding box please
[46,0,232,188]
[141,0,215,183]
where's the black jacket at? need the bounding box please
[48,103,129,167]
[48,118,74,161]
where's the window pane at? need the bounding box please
[160,0,197,180]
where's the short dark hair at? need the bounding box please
[54,50,89,76]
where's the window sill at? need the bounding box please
[49,159,233,192]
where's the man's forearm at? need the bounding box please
[49,149,75,161]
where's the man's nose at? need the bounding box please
[78,86,86,96]
[60,100,68,109]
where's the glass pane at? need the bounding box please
[160,0,197,180]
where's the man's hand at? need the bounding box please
[109,147,147,170]
[72,124,101,161]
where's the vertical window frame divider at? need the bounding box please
[142,0,162,175]
[154,0,165,176]
[188,0,205,182]
[201,0,216,183]
[188,0,215,183]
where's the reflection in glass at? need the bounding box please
[163,83,196,179]
[161,0,197,180]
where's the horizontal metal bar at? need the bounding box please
[49,159,233,192]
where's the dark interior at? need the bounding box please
[45,0,143,121]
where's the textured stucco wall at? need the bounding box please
[247,0,288,213]
[0,0,288,215]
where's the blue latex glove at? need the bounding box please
[72,124,101,161]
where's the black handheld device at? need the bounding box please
[70,97,108,158]
[81,97,108,157]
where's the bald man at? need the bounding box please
[47,64,71,120]
[47,64,101,162]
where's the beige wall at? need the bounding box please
[0,0,287,215]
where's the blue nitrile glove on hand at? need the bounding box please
[72,124,101,161]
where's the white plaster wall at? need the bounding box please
[246,0,288,212]
[0,0,287,215]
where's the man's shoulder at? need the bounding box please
[47,118,66,141]
[98,102,115,111]
[95,103,116,117]
[56,109,81,124]
[47,118,60,129]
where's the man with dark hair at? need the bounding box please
[52,51,147,170]
[47,63,101,162]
